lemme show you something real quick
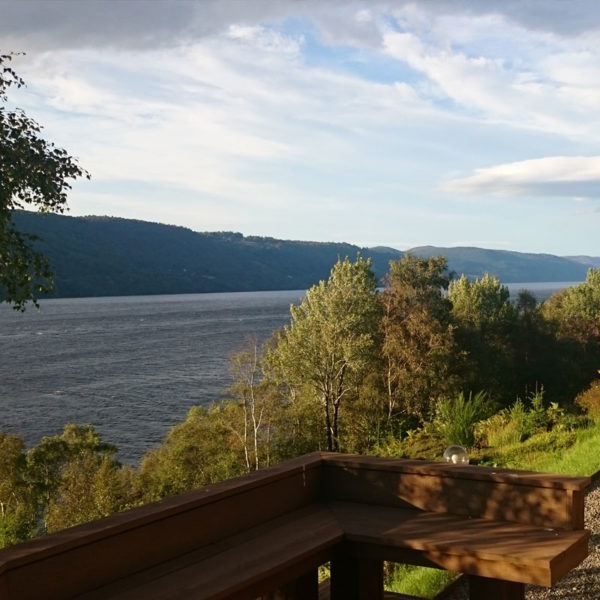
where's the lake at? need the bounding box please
[0,282,579,464]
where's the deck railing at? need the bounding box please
[0,452,590,600]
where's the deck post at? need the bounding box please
[468,575,525,600]
[330,549,383,600]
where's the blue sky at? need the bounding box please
[1,0,599,255]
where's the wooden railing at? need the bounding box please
[0,452,590,600]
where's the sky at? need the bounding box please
[1,0,599,256]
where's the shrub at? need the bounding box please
[434,391,492,447]
[401,428,446,461]
[475,410,521,447]
[575,379,600,420]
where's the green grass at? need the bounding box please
[516,421,600,475]
[385,564,457,599]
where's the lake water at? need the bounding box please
[0,282,580,464]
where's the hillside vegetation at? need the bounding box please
[6,211,598,301]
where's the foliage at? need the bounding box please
[477,430,578,471]
[5,258,600,550]
[45,454,135,533]
[0,434,36,547]
[137,405,244,502]
[434,391,492,447]
[385,563,457,599]
[227,339,280,471]
[543,268,600,343]
[380,254,456,422]
[26,424,128,534]
[575,378,600,419]
[475,410,520,448]
[400,427,447,461]
[449,273,517,404]
[265,256,381,451]
[539,274,600,401]
[0,54,90,310]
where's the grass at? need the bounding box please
[516,421,600,476]
[385,564,457,599]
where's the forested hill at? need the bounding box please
[409,245,597,283]
[11,211,402,299]
[9,211,598,300]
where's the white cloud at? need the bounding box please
[441,156,600,197]
[3,1,600,255]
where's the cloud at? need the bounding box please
[1,1,599,53]
[440,156,600,198]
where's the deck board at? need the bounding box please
[76,504,343,600]
[330,501,589,586]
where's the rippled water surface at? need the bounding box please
[0,291,304,463]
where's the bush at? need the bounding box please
[401,428,446,461]
[434,391,492,447]
[475,410,521,447]
[575,379,600,420]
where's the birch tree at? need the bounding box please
[266,256,381,451]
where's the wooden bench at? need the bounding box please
[0,453,590,600]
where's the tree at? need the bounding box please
[138,405,245,502]
[449,273,517,403]
[227,339,280,471]
[0,433,36,548]
[1,53,90,310]
[543,268,600,345]
[26,424,123,533]
[380,254,456,422]
[266,256,381,451]
[541,270,600,397]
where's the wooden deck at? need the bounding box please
[0,452,591,600]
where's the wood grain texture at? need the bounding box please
[331,501,589,586]
[76,504,341,600]
[323,460,586,529]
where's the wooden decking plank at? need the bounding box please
[330,501,589,586]
[76,504,343,600]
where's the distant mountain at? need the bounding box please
[565,255,600,268]
[5,212,594,301]
[407,245,591,283]
[8,211,403,299]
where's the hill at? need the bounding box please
[6,212,596,300]
[407,245,593,283]
[8,211,403,299]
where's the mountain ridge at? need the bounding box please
[5,211,598,300]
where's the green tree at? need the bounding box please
[0,433,37,548]
[541,270,600,398]
[380,254,456,422]
[0,53,90,310]
[227,339,282,471]
[44,454,135,533]
[266,256,381,451]
[449,273,517,403]
[138,405,245,502]
[543,268,600,344]
[26,424,124,533]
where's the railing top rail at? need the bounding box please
[321,453,591,491]
[0,452,324,574]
